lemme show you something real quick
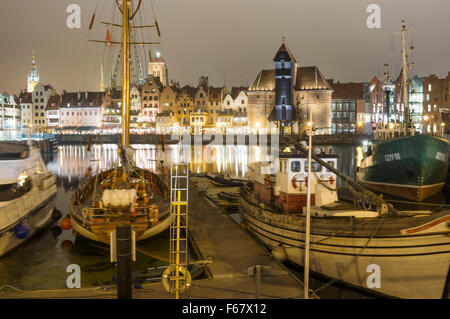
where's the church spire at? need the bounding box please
[27,49,40,93]
[31,49,36,68]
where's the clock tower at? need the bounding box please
[27,50,40,93]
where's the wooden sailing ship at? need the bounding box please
[70,0,171,244]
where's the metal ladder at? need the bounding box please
[169,164,189,299]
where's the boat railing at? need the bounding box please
[80,205,159,223]
[372,123,417,140]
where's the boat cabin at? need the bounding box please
[250,152,338,213]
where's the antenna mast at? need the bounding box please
[401,20,409,123]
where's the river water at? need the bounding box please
[0,143,447,297]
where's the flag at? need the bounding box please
[106,28,112,47]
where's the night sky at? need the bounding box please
[1,0,450,94]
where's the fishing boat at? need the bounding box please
[240,136,450,299]
[70,0,171,244]
[0,142,59,257]
[357,21,449,201]
[357,131,448,201]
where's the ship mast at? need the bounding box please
[121,0,131,146]
[401,20,409,124]
[90,0,160,146]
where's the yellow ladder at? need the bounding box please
[169,164,189,299]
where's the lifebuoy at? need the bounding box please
[162,266,192,294]
[291,176,297,189]
[329,176,334,185]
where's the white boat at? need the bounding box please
[240,149,450,299]
[0,142,59,257]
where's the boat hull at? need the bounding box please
[70,210,172,244]
[358,134,449,201]
[70,167,172,244]
[239,194,450,299]
[358,179,444,202]
[0,195,58,258]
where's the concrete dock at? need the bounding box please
[181,180,304,299]
[0,179,305,299]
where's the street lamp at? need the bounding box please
[304,105,319,299]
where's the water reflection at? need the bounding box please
[46,144,259,186]
[45,144,354,189]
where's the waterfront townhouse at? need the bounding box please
[328,80,370,135]
[194,85,209,112]
[223,87,247,113]
[19,91,33,128]
[175,86,196,127]
[102,88,121,130]
[207,86,227,125]
[32,83,55,131]
[0,93,21,130]
[155,110,175,134]
[45,94,60,129]
[159,84,177,114]
[216,111,234,134]
[189,109,209,135]
[139,76,163,126]
[408,75,425,132]
[130,85,141,128]
[222,87,248,130]
[422,72,450,136]
[60,91,103,129]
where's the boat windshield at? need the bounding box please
[0,143,29,160]
[0,178,32,202]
